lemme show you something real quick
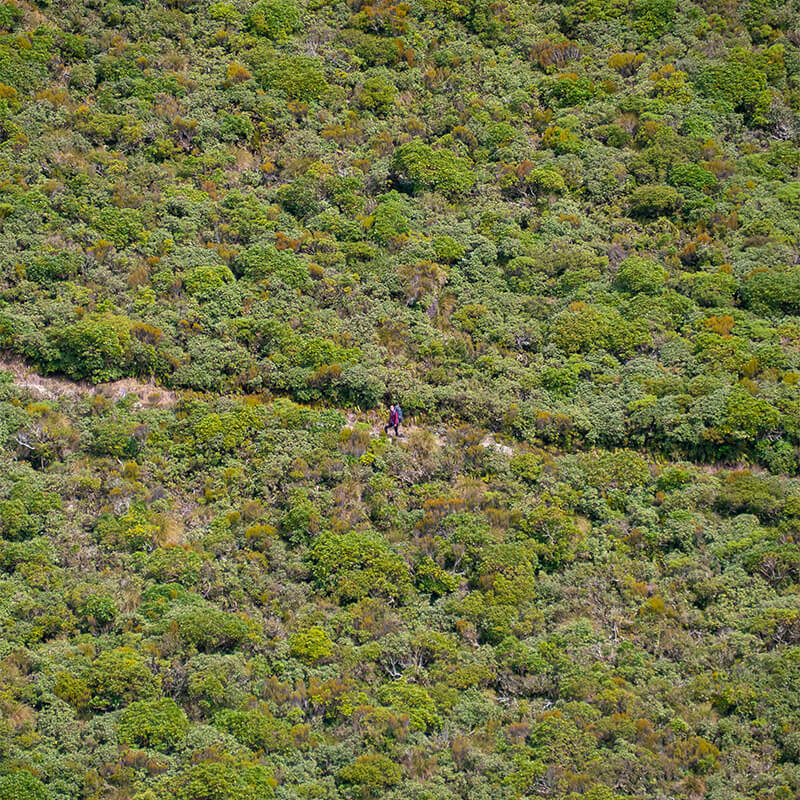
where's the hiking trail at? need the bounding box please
[2,356,516,456]
[0,356,177,408]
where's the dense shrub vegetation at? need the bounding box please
[2,0,800,797]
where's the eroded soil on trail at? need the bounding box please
[0,356,177,408]
[2,357,517,456]
[343,409,515,454]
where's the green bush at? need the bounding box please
[510,452,543,482]
[0,771,48,800]
[310,530,412,602]
[144,547,204,586]
[169,606,260,652]
[95,506,158,552]
[89,418,139,458]
[716,386,781,446]
[289,626,334,664]
[214,709,291,753]
[0,482,61,541]
[277,176,321,220]
[167,761,274,800]
[499,164,566,202]
[247,0,301,39]
[377,681,442,730]
[669,163,717,191]
[756,438,797,475]
[94,207,145,247]
[218,112,255,142]
[550,302,650,356]
[68,61,95,90]
[24,251,82,283]
[433,235,467,263]
[80,594,117,628]
[0,2,24,31]
[392,141,476,197]
[682,270,736,307]
[259,55,328,101]
[740,267,800,313]
[356,76,398,116]
[695,55,771,124]
[338,753,402,792]
[184,263,236,297]
[236,244,308,285]
[614,255,668,294]
[368,192,411,244]
[632,0,677,40]
[776,182,800,207]
[715,469,784,520]
[118,698,189,752]
[628,184,681,218]
[88,647,159,709]
[49,312,133,382]
[546,75,595,107]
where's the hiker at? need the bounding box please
[384,404,400,437]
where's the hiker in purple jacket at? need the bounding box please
[384,404,400,437]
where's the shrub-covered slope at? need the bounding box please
[2,0,800,798]
[1,0,800,465]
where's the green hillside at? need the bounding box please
[2,0,800,797]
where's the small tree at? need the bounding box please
[170,606,261,652]
[183,263,235,297]
[214,708,291,753]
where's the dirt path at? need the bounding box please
[0,356,177,408]
[1,357,517,455]
[345,409,438,441]
[343,409,515,454]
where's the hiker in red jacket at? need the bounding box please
[384,404,400,437]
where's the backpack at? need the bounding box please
[395,405,404,423]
